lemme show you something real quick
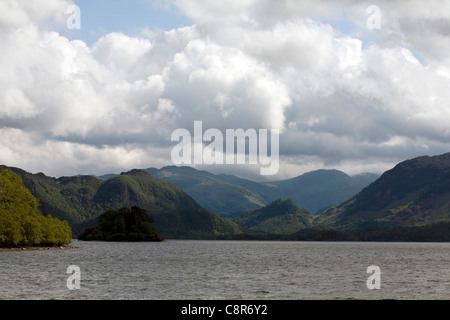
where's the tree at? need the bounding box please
[78,206,164,242]
[0,170,72,247]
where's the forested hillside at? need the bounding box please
[0,170,72,247]
[0,166,242,239]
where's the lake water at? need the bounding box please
[0,240,448,300]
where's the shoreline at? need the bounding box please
[0,245,78,252]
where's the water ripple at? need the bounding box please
[0,240,448,300]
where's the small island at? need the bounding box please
[78,206,164,242]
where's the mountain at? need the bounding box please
[97,170,241,239]
[93,169,200,212]
[314,153,450,231]
[144,166,378,216]
[352,172,381,187]
[0,165,242,239]
[143,166,266,215]
[233,199,314,235]
[260,170,379,214]
[3,151,450,240]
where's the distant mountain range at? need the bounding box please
[106,166,378,216]
[141,166,267,216]
[2,152,450,240]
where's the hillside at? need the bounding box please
[233,199,314,234]
[143,166,266,215]
[0,170,72,247]
[0,166,242,239]
[3,151,450,240]
[314,153,450,231]
[0,165,102,230]
[93,169,200,212]
[143,166,378,216]
[260,169,379,214]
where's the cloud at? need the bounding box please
[92,32,152,80]
[160,37,292,131]
[0,0,70,30]
[1,0,450,179]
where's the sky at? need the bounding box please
[1,0,450,181]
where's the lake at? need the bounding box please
[0,240,448,300]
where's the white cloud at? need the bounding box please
[92,32,152,80]
[0,87,38,119]
[0,0,70,30]
[1,0,450,180]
